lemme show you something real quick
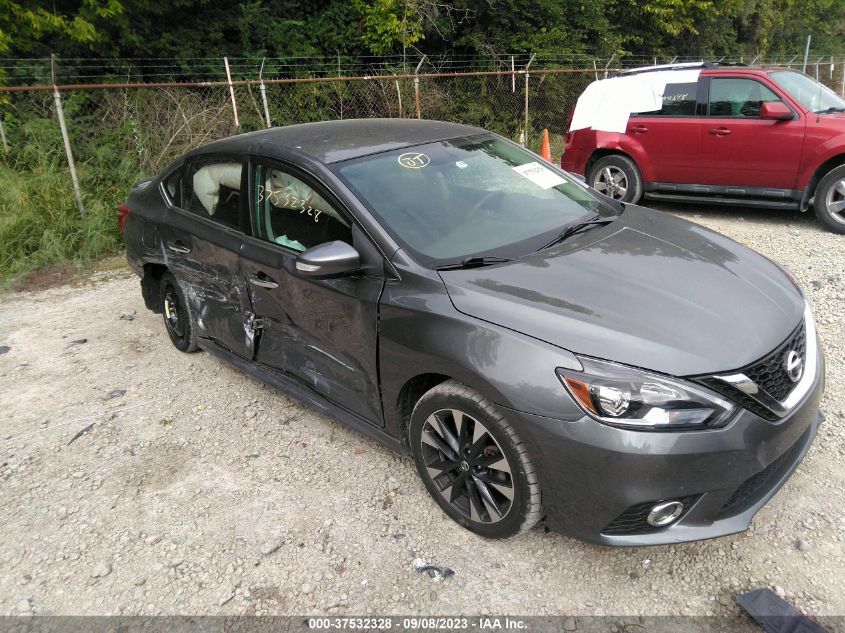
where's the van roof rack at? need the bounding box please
[612,61,748,78]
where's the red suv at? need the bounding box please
[562,63,845,233]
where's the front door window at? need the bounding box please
[253,164,352,251]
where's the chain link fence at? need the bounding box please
[1,54,844,219]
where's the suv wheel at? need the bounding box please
[814,165,845,234]
[409,380,542,539]
[160,272,199,352]
[588,154,643,204]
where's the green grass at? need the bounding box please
[0,162,128,285]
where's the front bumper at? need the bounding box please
[502,346,825,546]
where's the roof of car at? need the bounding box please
[613,62,789,78]
[191,118,485,165]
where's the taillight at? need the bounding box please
[116,203,130,232]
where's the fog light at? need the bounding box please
[646,500,684,527]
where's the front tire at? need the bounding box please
[159,272,199,352]
[588,154,643,204]
[409,380,542,539]
[813,165,845,233]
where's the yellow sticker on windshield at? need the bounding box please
[398,152,430,169]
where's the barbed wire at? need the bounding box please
[2,53,844,86]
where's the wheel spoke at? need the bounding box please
[474,478,504,519]
[835,180,845,196]
[466,478,485,522]
[602,167,613,183]
[426,457,457,479]
[594,180,607,192]
[476,454,512,476]
[615,185,627,197]
[433,411,460,455]
[421,423,457,460]
[829,199,845,213]
[446,471,469,503]
[475,471,514,500]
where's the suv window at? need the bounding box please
[708,78,781,117]
[185,160,243,231]
[636,82,698,116]
[253,163,352,252]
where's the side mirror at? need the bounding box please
[295,241,360,278]
[760,102,794,120]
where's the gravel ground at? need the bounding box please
[0,204,843,620]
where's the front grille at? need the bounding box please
[745,321,806,402]
[695,320,806,421]
[719,429,808,516]
[602,495,700,536]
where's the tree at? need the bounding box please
[0,0,122,56]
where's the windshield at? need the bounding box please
[333,135,611,266]
[770,70,845,113]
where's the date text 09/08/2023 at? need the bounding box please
[308,616,529,630]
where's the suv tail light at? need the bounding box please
[116,203,130,232]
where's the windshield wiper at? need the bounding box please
[539,215,617,250]
[815,106,845,114]
[435,256,513,271]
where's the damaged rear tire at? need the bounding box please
[160,272,199,353]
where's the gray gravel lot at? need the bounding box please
[0,204,843,619]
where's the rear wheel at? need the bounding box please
[813,165,845,234]
[159,272,199,352]
[587,154,643,204]
[409,380,542,539]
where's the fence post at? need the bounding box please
[51,55,85,218]
[523,54,536,147]
[802,35,811,73]
[414,55,427,119]
[223,56,240,127]
[603,54,616,79]
[259,58,271,128]
[395,80,403,117]
[0,116,8,155]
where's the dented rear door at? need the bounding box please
[158,155,252,357]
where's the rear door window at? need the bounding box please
[185,159,245,231]
[636,82,698,116]
[708,78,781,117]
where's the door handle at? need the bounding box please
[249,274,279,289]
[630,125,649,134]
[166,240,191,254]
[709,127,732,136]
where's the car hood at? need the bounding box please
[439,206,805,377]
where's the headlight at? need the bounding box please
[557,357,737,430]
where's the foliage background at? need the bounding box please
[0,0,844,285]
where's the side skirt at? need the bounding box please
[198,339,409,455]
[644,182,802,210]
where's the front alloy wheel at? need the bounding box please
[420,408,514,524]
[410,380,542,538]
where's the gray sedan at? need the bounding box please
[121,119,824,545]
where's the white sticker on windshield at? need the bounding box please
[512,161,566,189]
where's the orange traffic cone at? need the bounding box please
[539,129,552,162]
